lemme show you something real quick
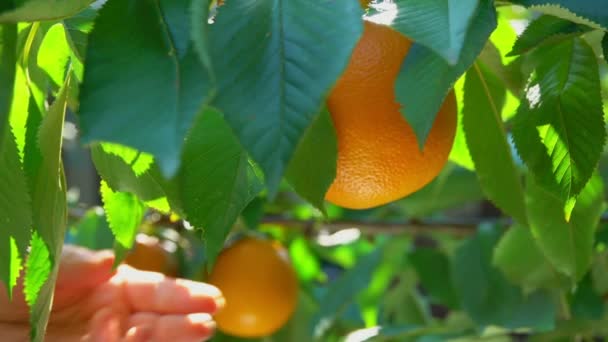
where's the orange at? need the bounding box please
[208,237,298,338]
[124,234,178,276]
[325,20,457,209]
[359,0,371,9]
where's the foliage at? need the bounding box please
[0,0,607,341]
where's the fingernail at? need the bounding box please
[215,295,226,312]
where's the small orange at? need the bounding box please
[208,237,298,338]
[325,20,457,209]
[124,234,178,276]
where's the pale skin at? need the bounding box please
[0,245,225,342]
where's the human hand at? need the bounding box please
[0,245,224,342]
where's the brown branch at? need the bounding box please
[259,217,487,237]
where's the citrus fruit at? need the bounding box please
[325,20,457,209]
[124,234,178,276]
[208,237,298,338]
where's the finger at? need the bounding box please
[123,325,153,342]
[127,312,216,342]
[116,265,224,315]
[87,307,122,342]
[56,245,115,290]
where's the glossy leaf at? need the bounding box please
[510,0,608,30]
[508,14,592,56]
[396,0,497,146]
[512,38,606,215]
[463,62,527,224]
[286,108,337,214]
[208,0,363,194]
[79,0,212,176]
[392,0,479,64]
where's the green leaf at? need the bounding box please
[603,33,608,64]
[0,0,94,23]
[313,248,383,338]
[62,7,96,62]
[29,78,68,257]
[0,129,32,297]
[493,225,565,293]
[510,0,608,30]
[289,236,322,283]
[462,62,527,224]
[286,108,337,214]
[526,173,605,281]
[25,77,69,341]
[0,23,16,137]
[208,0,363,195]
[508,15,592,57]
[66,208,115,251]
[90,144,167,203]
[569,272,604,320]
[512,38,606,214]
[399,165,484,217]
[37,23,71,88]
[159,0,190,59]
[23,231,53,341]
[100,181,144,259]
[179,109,262,267]
[190,0,213,79]
[358,238,408,327]
[409,247,460,309]
[451,225,557,331]
[79,0,212,176]
[392,0,479,65]
[396,0,497,146]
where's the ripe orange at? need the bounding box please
[208,237,298,338]
[124,234,178,276]
[325,20,457,209]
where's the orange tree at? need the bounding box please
[1,0,608,340]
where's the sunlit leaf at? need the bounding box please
[463,62,527,224]
[512,38,606,217]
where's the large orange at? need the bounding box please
[208,237,298,338]
[325,20,457,209]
